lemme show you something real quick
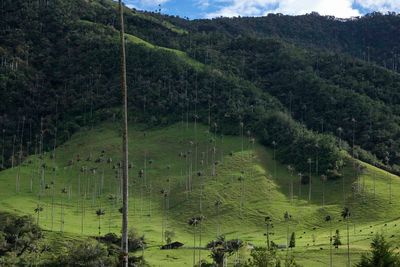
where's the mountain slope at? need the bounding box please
[1,0,345,177]
[1,121,400,266]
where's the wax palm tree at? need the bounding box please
[321,175,327,207]
[188,216,199,267]
[284,211,291,259]
[351,118,357,188]
[385,155,392,204]
[197,215,205,265]
[16,116,25,193]
[325,215,333,267]
[34,205,43,225]
[265,216,273,250]
[212,122,218,177]
[148,159,153,217]
[337,127,343,149]
[138,168,144,216]
[1,128,5,170]
[272,140,277,178]
[315,142,320,176]
[287,165,294,203]
[160,188,168,243]
[341,207,351,266]
[298,172,303,197]
[118,0,129,265]
[240,122,244,162]
[307,158,312,203]
[215,199,222,237]
[96,208,105,236]
[238,175,244,217]
[11,134,15,168]
[61,187,68,232]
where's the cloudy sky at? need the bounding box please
[124,0,400,19]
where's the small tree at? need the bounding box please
[333,229,342,249]
[355,234,400,267]
[289,232,295,249]
[307,158,312,203]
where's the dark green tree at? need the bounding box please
[289,232,295,249]
[355,234,400,267]
[333,229,342,249]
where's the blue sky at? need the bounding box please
[124,0,400,19]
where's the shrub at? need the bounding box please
[57,239,117,267]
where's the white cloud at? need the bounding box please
[197,0,211,9]
[206,0,400,18]
[273,0,360,17]
[355,0,400,12]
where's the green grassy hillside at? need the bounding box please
[0,121,400,266]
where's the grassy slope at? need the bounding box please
[124,33,203,69]
[0,121,400,266]
[78,19,203,70]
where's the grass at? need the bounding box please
[1,120,400,266]
[77,19,203,70]
[125,33,204,70]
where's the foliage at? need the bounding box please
[355,234,400,267]
[244,247,280,267]
[0,0,350,175]
[56,239,118,267]
[244,247,301,267]
[0,214,42,257]
[206,236,243,266]
[128,228,146,252]
[257,112,343,174]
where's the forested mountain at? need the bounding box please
[2,0,400,176]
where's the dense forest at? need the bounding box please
[2,0,400,176]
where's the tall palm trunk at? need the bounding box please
[193,224,196,267]
[1,129,5,170]
[322,180,325,207]
[308,161,312,203]
[346,219,350,267]
[119,1,129,266]
[16,116,25,193]
[329,221,332,267]
[286,221,289,260]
